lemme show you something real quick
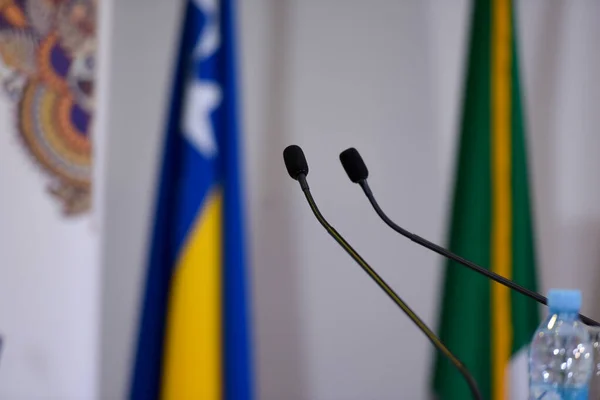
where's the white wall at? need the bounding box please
[97,1,600,399]
[244,2,443,399]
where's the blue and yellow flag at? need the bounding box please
[130,0,253,399]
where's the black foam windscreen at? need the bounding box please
[339,148,369,182]
[283,145,309,180]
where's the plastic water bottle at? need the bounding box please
[529,289,594,399]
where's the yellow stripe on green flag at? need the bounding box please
[491,0,512,398]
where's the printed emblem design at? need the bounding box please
[0,0,96,216]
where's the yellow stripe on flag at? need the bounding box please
[491,0,513,399]
[160,190,223,400]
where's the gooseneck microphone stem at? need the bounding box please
[358,179,600,328]
[296,173,482,400]
[286,146,481,398]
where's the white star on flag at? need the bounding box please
[181,79,222,158]
[180,0,222,158]
[192,0,220,60]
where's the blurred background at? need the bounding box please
[1,0,600,399]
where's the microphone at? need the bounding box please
[283,144,482,400]
[339,147,600,327]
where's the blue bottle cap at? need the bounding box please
[548,289,582,312]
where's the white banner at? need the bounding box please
[0,1,99,397]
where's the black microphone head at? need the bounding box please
[339,147,369,183]
[283,145,309,180]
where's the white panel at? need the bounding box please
[0,83,99,399]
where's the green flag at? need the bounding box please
[432,0,539,399]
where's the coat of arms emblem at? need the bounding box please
[0,0,96,216]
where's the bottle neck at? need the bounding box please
[548,309,580,321]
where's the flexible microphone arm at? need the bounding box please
[283,145,482,400]
[338,147,600,327]
[297,174,481,400]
